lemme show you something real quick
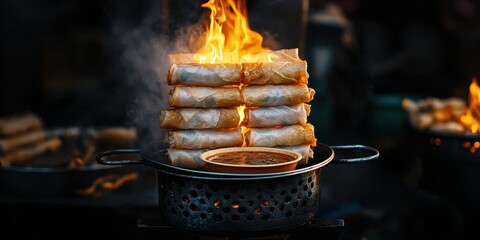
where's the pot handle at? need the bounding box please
[96,149,144,165]
[331,145,379,163]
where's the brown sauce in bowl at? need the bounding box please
[207,152,296,165]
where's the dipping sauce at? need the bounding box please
[207,151,296,165]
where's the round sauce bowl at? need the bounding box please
[200,147,302,174]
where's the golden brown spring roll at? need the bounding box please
[159,108,241,129]
[0,112,43,137]
[245,104,311,127]
[0,137,62,167]
[168,128,243,149]
[242,84,315,107]
[276,145,314,165]
[0,129,47,153]
[169,86,242,108]
[241,61,308,85]
[167,148,207,169]
[167,48,301,65]
[167,63,241,86]
[246,124,316,147]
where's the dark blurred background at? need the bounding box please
[1,0,480,239]
[1,0,479,138]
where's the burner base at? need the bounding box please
[137,218,344,240]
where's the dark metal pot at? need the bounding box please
[96,143,379,236]
[0,127,140,198]
[410,125,480,220]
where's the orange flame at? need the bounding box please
[194,0,275,63]
[461,78,480,133]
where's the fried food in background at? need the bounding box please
[402,97,468,133]
[0,112,43,138]
[0,111,138,168]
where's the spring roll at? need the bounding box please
[242,84,315,107]
[167,148,207,169]
[159,108,241,129]
[246,124,316,147]
[168,48,301,65]
[168,128,243,149]
[0,112,43,137]
[245,104,311,127]
[0,129,47,153]
[0,137,62,167]
[241,61,308,85]
[276,145,314,165]
[169,86,242,108]
[167,63,241,86]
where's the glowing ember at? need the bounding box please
[194,0,275,63]
[77,172,139,197]
[460,78,480,134]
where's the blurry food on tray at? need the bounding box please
[159,49,317,170]
[0,112,137,169]
[0,112,61,166]
[0,111,43,137]
[402,78,479,134]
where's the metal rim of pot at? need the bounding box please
[96,143,380,179]
[408,122,480,163]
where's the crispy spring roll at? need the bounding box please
[245,104,311,127]
[276,145,314,165]
[168,128,243,149]
[159,108,241,129]
[242,84,315,107]
[167,63,241,86]
[169,86,242,108]
[241,61,308,85]
[246,124,316,147]
[167,148,207,169]
[0,112,43,137]
[0,129,47,153]
[167,48,301,65]
[0,137,62,167]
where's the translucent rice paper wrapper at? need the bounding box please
[245,104,311,127]
[242,84,315,107]
[159,108,240,129]
[276,145,314,165]
[167,148,207,169]
[246,124,316,147]
[169,86,242,108]
[241,61,308,85]
[168,48,301,65]
[168,128,244,149]
[167,64,241,86]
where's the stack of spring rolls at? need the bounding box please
[159,48,317,169]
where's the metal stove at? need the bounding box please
[137,217,345,240]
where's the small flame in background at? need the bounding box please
[460,78,480,134]
[77,172,139,197]
[194,0,275,63]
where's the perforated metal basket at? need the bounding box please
[156,167,322,235]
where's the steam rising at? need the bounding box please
[120,20,208,146]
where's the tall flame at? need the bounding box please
[461,78,480,133]
[194,0,274,63]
